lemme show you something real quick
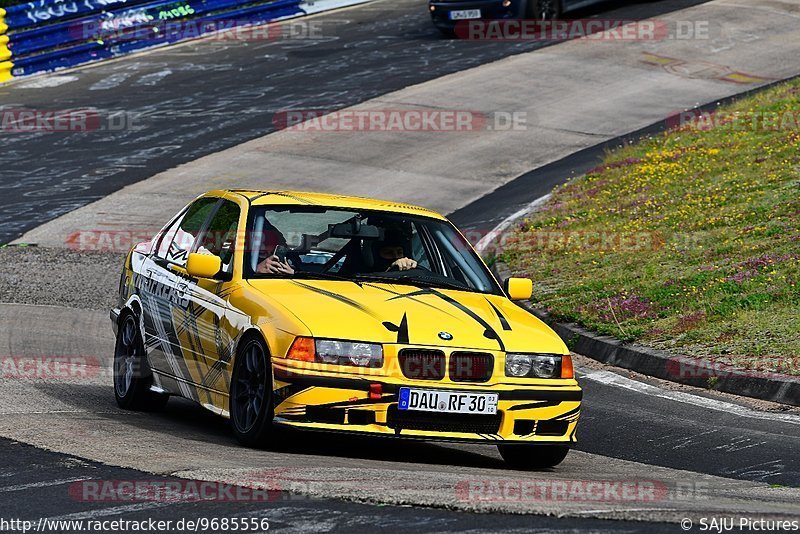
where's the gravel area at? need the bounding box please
[0,247,125,311]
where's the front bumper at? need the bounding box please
[272,364,581,443]
[428,0,525,30]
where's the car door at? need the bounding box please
[141,196,218,402]
[181,197,245,411]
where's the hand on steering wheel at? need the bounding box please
[387,258,422,272]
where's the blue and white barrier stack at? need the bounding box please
[0,0,304,83]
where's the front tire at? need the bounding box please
[526,0,562,19]
[498,444,570,470]
[229,336,275,447]
[113,313,168,411]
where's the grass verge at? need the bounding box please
[500,78,800,376]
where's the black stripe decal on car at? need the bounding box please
[507,400,562,411]
[487,299,512,331]
[390,287,505,349]
[382,312,409,344]
[291,281,379,319]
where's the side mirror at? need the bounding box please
[504,277,533,300]
[186,253,222,279]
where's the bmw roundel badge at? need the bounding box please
[438,331,453,341]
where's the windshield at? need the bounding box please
[244,206,502,295]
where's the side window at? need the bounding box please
[161,198,218,266]
[195,200,240,273]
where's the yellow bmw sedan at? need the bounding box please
[111,189,581,469]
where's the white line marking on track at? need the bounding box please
[0,477,91,493]
[582,369,800,426]
[475,194,551,253]
[14,76,79,89]
[89,72,133,91]
[133,70,173,86]
[566,508,681,515]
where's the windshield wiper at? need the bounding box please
[355,274,468,292]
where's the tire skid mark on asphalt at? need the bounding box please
[711,437,769,453]
[720,460,788,482]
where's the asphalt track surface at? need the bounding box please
[2,0,800,530]
[0,439,681,532]
[0,0,714,245]
[576,367,800,486]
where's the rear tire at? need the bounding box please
[526,0,562,20]
[113,313,169,411]
[498,444,569,470]
[229,335,276,448]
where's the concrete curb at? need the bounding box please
[493,261,800,407]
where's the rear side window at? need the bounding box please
[157,198,218,266]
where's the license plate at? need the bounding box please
[398,388,498,414]
[449,9,481,20]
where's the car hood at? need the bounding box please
[246,279,567,353]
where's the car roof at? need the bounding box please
[214,189,447,220]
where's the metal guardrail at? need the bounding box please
[0,0,303,83]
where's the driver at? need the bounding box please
[374,226,417,272]
[255,224,295,275]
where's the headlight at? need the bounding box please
[505,354,533,377]
[505,353,563,378]
[308,339,383,368]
